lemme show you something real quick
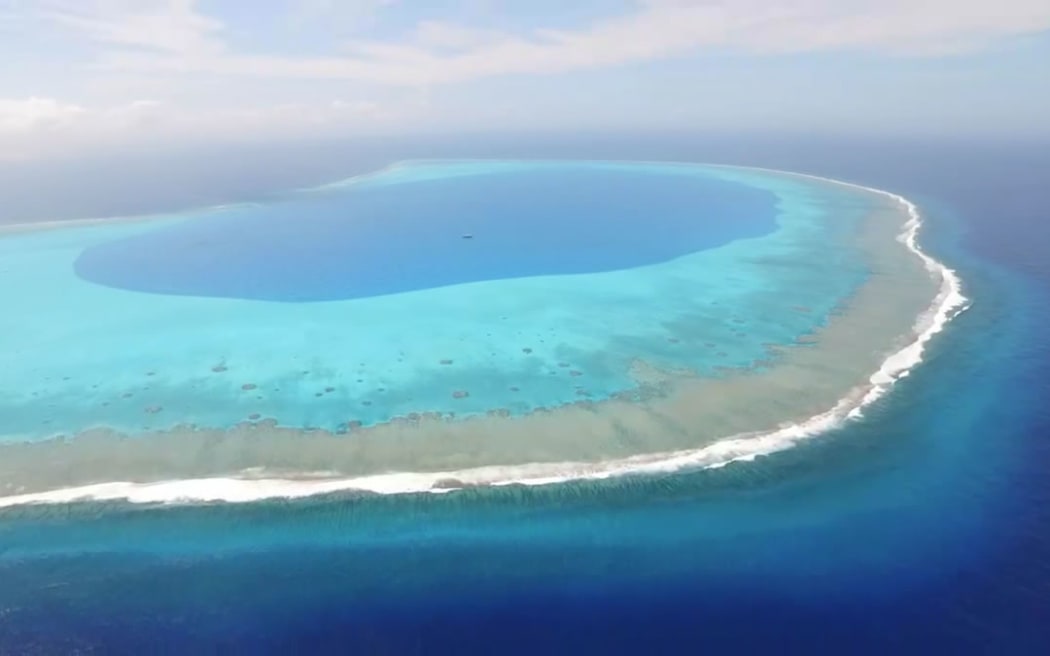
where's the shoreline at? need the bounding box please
[0,165,969,508]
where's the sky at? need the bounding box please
[2,0,1049,160]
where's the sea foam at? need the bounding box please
[0,166,970,508]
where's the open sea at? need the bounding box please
[0,135,1048,654]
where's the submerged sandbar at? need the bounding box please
[0,162,964,503]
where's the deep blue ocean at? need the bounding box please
[1,136,1048,654]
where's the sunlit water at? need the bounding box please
[1,144,1047,653]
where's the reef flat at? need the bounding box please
[0,162,961,504]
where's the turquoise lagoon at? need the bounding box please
[0,161,949,500]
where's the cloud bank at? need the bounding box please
[22,0,1050,83]
[1,0,1048,157]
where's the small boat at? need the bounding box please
[462,233,473,239]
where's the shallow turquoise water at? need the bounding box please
[2,143,1049,653]
[0,161,872,441]
[0,240,1036,650]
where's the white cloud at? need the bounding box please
[0,95,396,160]
[0,97,86,134]
[20,0,1050,86]
[412,21,506,52]
[39,0,224,55]
[1,0,1046,158]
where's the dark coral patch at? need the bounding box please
[248,413,261,420]
[452,390,470,399]
[211,364,228,373]
[324,386,335,393]
[569,370,583,377]
[522,347,533,354]
[241,383,257,391]
[509,386,520,392]
[439,359,454,365]
[144,405,163,414]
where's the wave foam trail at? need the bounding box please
[0,165,971,508]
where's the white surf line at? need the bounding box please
[771,168,972,417]
[0,167,971,508]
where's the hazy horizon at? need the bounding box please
[2,130,1047,227]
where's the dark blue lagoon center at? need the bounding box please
[73,163,779,302]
